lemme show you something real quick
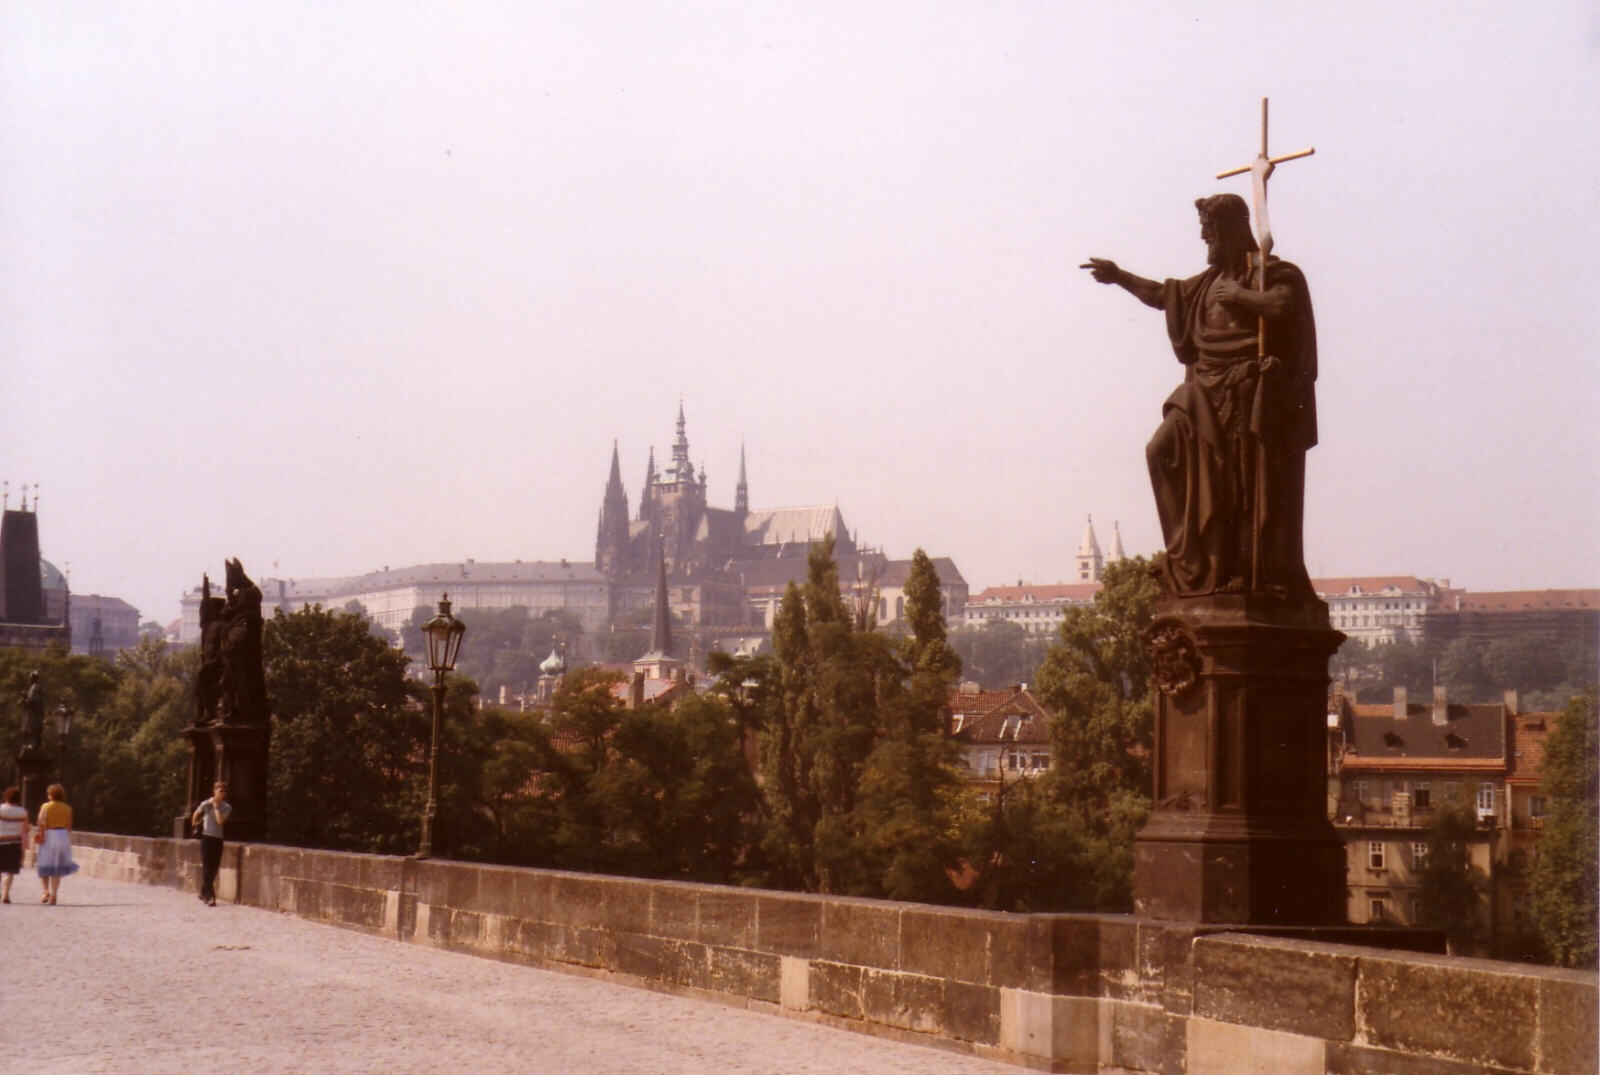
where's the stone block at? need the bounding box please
[473,866,520,917]
[1049,915,1139,998]
[412,860,451,906]
[1137,920,1198,1012]
[358,853,403,892]
[696,888,757,949]
[650,884,699,941]
[511,870,553,924]
[779,956,810,1010]
[612,932,665,980]
[810,961,865,1020]
[757,893,821,958]
[1538,971,1599,1075]
[988,914,1051,991]
[819,898,900,969]
[549,874,605,928]
[1193,933,1356,1041]
[1108,999,1185,1075]
[1186,1016,1323,1075]
[708,946,780,1003]
[444,863,482,910]
[899,907,990,985]
[999,989,1101,1065]
[604,878,654,936]
[943,980,1001,1046]
[1357,953,1538,1071]
[1325,1042,1523,1075]
[860,970,944,1035]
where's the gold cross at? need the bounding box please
[1215,98,1314,278]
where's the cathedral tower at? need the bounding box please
[595,441,631,575]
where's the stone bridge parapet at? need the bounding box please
[71,832,1596,1074]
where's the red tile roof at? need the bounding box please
[1449,589,1600,612]
[947,686,1051,744]
[1312,576,1438,596]
[968,583,1101,604]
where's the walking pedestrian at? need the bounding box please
[191,781,231,906]
[35,783,78,904]
[0,786,27,903]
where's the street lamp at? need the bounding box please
[53,698,75,775]
[418,592,466,859]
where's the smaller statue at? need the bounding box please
[218,558,268,725]
[195,574,227,726]
[18,670,45,755]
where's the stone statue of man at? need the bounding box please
[18,670,45,754]
[1083,193,1317,599]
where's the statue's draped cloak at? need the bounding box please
[1148,257,1317,597]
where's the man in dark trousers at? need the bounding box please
[191,782,232,906]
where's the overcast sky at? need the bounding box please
[3,2,1597,625]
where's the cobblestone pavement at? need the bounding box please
[0,875,1019,1074]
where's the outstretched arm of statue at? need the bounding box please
[1212,277,1293,319]
[1080,258,1164,309]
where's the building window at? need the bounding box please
[1368,842,1386,870]
[1477,783,1496,817]
[1530,795,1547,818]
[1351,779,1368,803]
[1369,898,1387,922]
[1032,752,1050,770]
[1413,782,1431,809]
[1411,842,1429,869]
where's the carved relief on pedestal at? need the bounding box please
[1144,620,1200,696]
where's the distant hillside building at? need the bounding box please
[1330,687,1556,959]
[1313,576,1447,647]
[1423,589,1599,652]
[69,594,141,656]
[962,517,1121,635]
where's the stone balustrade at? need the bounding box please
[71,832,1595,1074]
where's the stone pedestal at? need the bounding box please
[1134,594,1346,925]
[16,748,54,817]
[183,722,269,841]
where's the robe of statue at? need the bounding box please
[1146,256,1317,598]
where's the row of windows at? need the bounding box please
[1367,841,1431,870]
[1348,779,1507,814]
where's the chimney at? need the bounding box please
[631,669,645,709]
[1432,684,1448,726]
[1393,685,1408,721]
[1503,689,1518,715]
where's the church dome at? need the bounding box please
[539,646,566,676]
[39,558,66,594]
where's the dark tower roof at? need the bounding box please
[669,400,694,483]
[0,509,45,624]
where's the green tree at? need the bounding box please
[1007,555,1160,912]
[1417,787,1489,952]
[949,619,1051,690]
[263,605,427,853]
[1530,687,1599,969]
[850,549,964,901]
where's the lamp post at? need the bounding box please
[418,592,466,859]
[53,698,74,781]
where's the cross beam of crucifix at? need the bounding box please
[1215,97,1314,283]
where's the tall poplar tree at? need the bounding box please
[1530,687,1599,968]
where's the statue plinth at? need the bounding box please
[16,748,55,817]
[1133,593,1345,925]
[183,721,269,842]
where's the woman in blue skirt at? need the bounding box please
[35,783,78,904]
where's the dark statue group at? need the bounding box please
[195,558,268,727]
[1083,192,1316,601]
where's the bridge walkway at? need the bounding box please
[0,874,1018,1074]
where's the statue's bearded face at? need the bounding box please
[1200,210,1251,266]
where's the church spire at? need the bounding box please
[1076,514,1104,583]
[670,399,694,482]
[595,440,630,574]
[649,542,671,656]
[1108,520,1126,563]
[735,440,749,516]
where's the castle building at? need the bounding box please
[0,492,71,653]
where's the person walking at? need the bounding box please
[191,782,231,907]
[0,786,28,903]
[35,784,78,904]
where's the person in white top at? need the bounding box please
[0,786,29,903]
[191,782,232,907]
